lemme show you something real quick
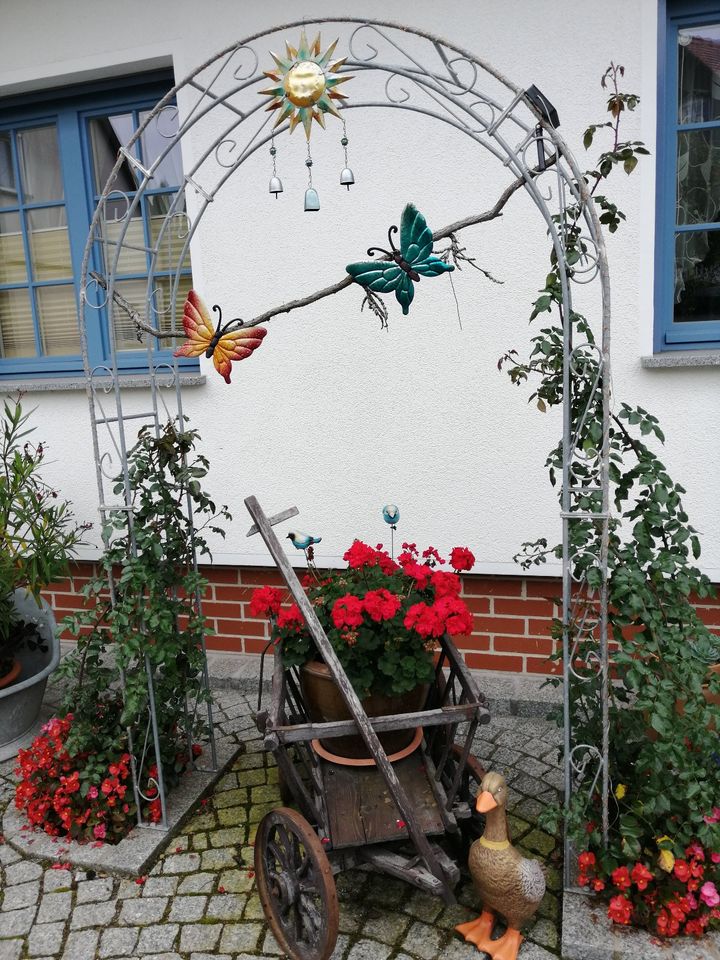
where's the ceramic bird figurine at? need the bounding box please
[456,772,545,960]
[382,504,400,526]
[286,530,322,550]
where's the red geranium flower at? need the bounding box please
[434,596,473,637]
[249,586,284,618]
[430,571,461,599]
[404,602,444,639]
[331,595,364,630]
[449,546,475,571]
[362,589,401,623]
[277,603,304,632]
[402,562,432,590]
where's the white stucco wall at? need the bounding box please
[1,0,719,578]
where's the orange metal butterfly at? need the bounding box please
[173,290,267,384]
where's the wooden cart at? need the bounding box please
[245,496,491,960]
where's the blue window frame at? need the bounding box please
[0,73,194,378]
[656,1,720,351]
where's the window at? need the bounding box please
[0,73,192,378]
[657,2,720,350]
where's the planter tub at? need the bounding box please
[0,590,59,748]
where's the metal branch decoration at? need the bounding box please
[78,19,612,874]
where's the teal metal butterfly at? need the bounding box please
[346,204,454,315]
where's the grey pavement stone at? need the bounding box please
[345,939,392,960]
[403,890,444,923]
[61,929,100,960]
[200,846,238,870]
[2,879,39,911]
[168,895,207,922]
[219,921,263,952]
[76,876,114,903]
[5,860,42,884]
[207,892,245,920]
[362,910,411,943]
[27,920,65,957]
[135,923,180,954]
[162,852,202,874]
[177,872,215,894]
[402,920,444,959]
[119,896,168,925]
[179,923,222,952]
[99,925,140,958]
[142,876,179,897]
[70,898,117,929]
[36,891,72,923]
[0,940,22,960]
[0,905,35,937]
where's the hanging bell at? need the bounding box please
[304,187,320,212]
[340,167,355,190]
[268,175,284,198]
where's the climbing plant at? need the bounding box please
[499,64,720,932]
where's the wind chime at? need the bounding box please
[259,30,354,210]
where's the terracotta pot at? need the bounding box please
[300,660,428,760]
[0,659,21,690]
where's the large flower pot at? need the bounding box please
[0,590,59,748]
[300,660,428,760]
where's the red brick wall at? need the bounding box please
[49,562,720,675]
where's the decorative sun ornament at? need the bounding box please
[259,30,352,139]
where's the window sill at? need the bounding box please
[641,351,720,369]
[0,373,206,393]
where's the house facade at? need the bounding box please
[1,0,719,672]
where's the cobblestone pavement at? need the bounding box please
[0,689,563,960]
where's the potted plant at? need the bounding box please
[0,397,86,746]
[250,539,476,759]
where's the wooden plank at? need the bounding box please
[245,505,299,538]
[244,495,452,897]
[357,847,446,898]
[322,755,445,849]
[442,635,489,715]
[271,703,482,744]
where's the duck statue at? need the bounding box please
[456,771,545,960]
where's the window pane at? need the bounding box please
[16,125,63,203]
[148,193,190,271]
[0,212,26,283]
[0,288,35,358]
[36,284,79,356]
[89,114,140,194]
[27,207,71,280]
[139,108,182,188]
[679,24,720,123]
[111,275,191,351]
[99,206,147,275]
[676,128,720,226]
[674,229,720,322]
[0,133,18,208]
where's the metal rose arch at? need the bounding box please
[78,17,612,881]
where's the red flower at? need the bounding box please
[449,546,475,571]
[430,571,461,599]
[611,866,632,891]
[607,895,633,925]
[666,898,687,923]
[631,862,653,891]
[591,877,605,892]
[578,851,596,872]
[343,540,398,574]
[362,589,401,623]
[684,918,705,937]
[422,546,445,565]
[656,909,680,937]
[249,586,284,618]
[673,860,691,883]
[434,596,473,637]
[404,602,444,639]
[276,603,304,633]
[402,562,432,590]
[331,595,364,630]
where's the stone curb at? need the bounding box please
[3,740,243,878]
[562,890,720,959]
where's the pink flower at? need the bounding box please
[93,823,106,840]
[87,786,98,799]
[700,882,720,907]
[711,852,720,864]
[703,807,720,824]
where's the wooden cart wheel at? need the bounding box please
[254,807,339,960]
